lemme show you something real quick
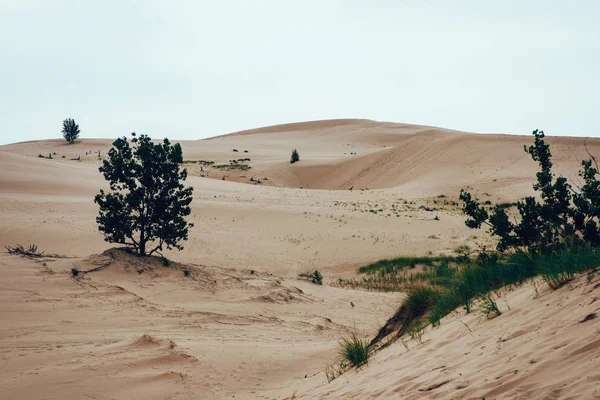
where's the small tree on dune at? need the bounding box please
[460,130,600,253]
[94,133,194,256]
[62,118,80,144]
[290,149,300,164]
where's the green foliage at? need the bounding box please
[62,118,80,144]
[370,246,600,346]
[184,160,214,165]
[71,268,79,276]
[358,256,457,276]
[339,333,370,368]
[460,130,600,253]
[94,133,194,256]
[299,270,323,285]
[406,320,426,344]
[161,256,171,267]
[290,149,300,164]
[213,163,251,170]
[183,268,190,277]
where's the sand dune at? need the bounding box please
[1,119,600,399]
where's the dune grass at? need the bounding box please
[339,333,370,368]
[325,332,371,382]
[357,255,458,275]
[370,245,600,347]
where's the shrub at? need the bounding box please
[299,270,323,285]
[183,269,190,277]
[290,149,300,164]
[71,268,79,277]
[161,257,172,267]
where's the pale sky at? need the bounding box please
[1,0,599,145]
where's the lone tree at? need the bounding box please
[94,133,194,256]
[62,118,80,144]
[290,149,300,164]
[460,130,600,253]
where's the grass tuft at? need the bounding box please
[339,333,370,368]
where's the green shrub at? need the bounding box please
[71,268,79,277]
[183,268,190,277]
[299,270,323,285]
[460,129,600,253]
[161,257,172,267]
[290,149,300,164]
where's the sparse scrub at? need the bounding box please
[406,320,426,344]
[184,160,214,166]
[183,268,190,277]
[161,256,172,267]
[5,244,44,257]
[213,163,252,170]
[299,270,323,285]
[358,256,457,276]
[478,293,502,319]
[71,268,79,277]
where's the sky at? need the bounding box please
[1,0,599,145]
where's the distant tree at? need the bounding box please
[290,149,300,164]
[62,118,80,144]
[94,133,194,256]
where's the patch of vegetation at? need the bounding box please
[71,268,79,277]
[183,268,190,277]
[184,160,214,165]
[357,256,458,276]
[496,202,518,209]
[290,149,300,164]
[5,244,45,257]
[339,333,370,367]
[478,293,502,319]
[213,163,252,170]
[370,246,600,347]
[299,270,323,285]
[325,333,371,382]
[161,256,172,267]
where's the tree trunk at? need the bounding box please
[139,227,146,256]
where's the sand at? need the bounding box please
[0,119,599,399]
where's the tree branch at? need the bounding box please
[584,137,599,172]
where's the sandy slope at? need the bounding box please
[1,119,600,399]
[297,272,600,399]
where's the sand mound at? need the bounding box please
[296,272,600,399]
[251,285,314,303]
